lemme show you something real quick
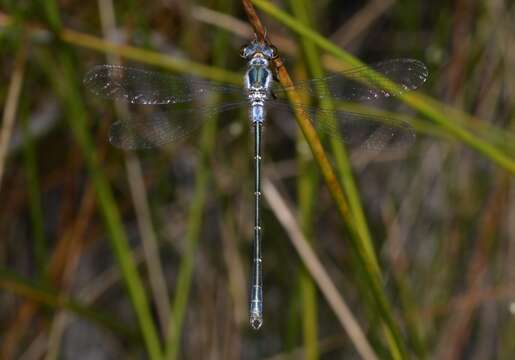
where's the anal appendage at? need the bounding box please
[249,284,263,330]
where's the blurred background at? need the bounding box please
[1,0,514,359]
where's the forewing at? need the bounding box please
[109,102,244,149]
[84,64,241,105]
[272,59,428,102]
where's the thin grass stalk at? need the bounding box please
[0,37,27,189]
[241,1,408,357]
[44,184,98,360]
[163,7,232,357]
[96,0,171,338]
[250,0,515,173]
[124,153,171,335]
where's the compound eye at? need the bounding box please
[240,45,247,58]
[270,45,278,59]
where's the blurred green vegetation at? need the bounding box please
[1,0,514,359]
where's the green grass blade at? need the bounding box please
[251,0,515,174]
[60,29,241,85]
[0,13,241,84]
[37,50,161,359]
[164,152,210,359]
[285,1,410,357]
[39,48,163,359]
[288,1,321,358]
[37,1,163,356]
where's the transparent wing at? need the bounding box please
[272,58,428,102]
[268,101,416,152]
[109,102,244,149]
[84,64,242,105]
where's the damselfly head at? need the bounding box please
[240,40,278,60]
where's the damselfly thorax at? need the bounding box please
[243,47,274,125]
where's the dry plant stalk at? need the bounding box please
[0,38,28,189]
[263,178,378,360]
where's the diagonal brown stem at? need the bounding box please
[263,177,379,360]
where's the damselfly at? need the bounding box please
[84,39,428,330]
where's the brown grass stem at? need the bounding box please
[0,37,28,189]
[263,177,378,360]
